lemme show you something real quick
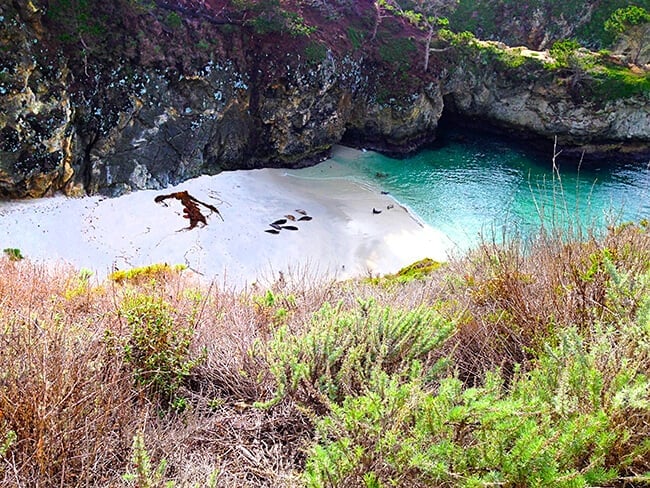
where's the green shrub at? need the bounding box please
[304,264,650,486]
[165,11,182,29]
[3,248,23,261]
[116,293,204,405]
[304,41,327,64]
[121,433,169,487]
[549,38,581,67]
[109,263,187,285]
[306,341,643,486]
[262,299,454,407]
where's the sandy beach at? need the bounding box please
[0,146,453,288]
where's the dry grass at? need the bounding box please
[0,261,315,487]
[0,221,648,486]
[438,222,650,385]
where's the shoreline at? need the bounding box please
[0,146,454,288]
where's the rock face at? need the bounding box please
[0,0,648,199]
[0,2,76,197]
[1,0,444,197]
[441,43,650,160]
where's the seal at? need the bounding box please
[265,229,280,234]
[298,215,312,221]
[281,225,299,231]
[372,208,382,214]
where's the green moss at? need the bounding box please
[589,64,650,100]
[304,41,327,64]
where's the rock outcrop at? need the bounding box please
[0,0,648,199]
[441,42,650,160]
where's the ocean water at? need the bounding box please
[325,131,650,251]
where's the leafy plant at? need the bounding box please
[262,299,454,407]
[109,263,187,285]
[549,38,582,67]
[2,248,23,261]
[604,5,650,64]
[305,336,644,486]
[118,293,205,404]
[122,433,171,488]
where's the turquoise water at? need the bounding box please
[332,132,650,250]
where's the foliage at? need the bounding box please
[347,26,365,50]
[448,0,646,49]
[304,41,328,64]
[366,258,443,287]
[262,299,454,407]
[549,38,581,68]
[165,11,182,30]
[378,36,416,66]
[305,270,650,486]
[109,263,187,285]
[122,433,171,488]
[45,0,107,43]
[604,5,650,35]
[604,5,650,64]
[1,219,648,485]
[116,293,205,404]
[253,289,297,327]
[235,0,316,36]
[2,248,23,261]
[588,63,650,101]
[379,0,455,70]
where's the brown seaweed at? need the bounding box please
[154,190,224,230]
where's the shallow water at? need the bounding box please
[320,132,650,251]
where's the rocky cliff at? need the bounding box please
[441,40,650,160]
[0,0,648,198]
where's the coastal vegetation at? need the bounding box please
[1,221,649,486]
[2,1,650,484]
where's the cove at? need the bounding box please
[296,130,650,253]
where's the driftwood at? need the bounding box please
[154,190,224,230]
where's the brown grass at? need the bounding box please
[0,221,648,486]
[437,222,650,385]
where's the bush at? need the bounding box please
[262,299,454,408]
[109,263,187,286]
[549,38,581,67]
[2,248,23,261]
[116,293,205,405]
[306,319,650,486]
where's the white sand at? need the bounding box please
[0,147,453,288]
